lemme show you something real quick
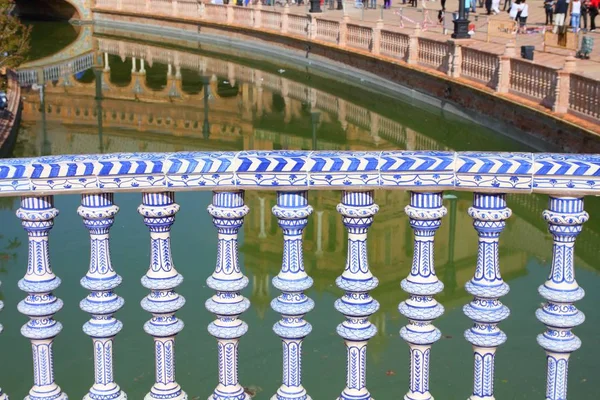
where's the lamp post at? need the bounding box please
[451,0,470,39]
[311,111,320,150]
[94,68,105,153]
[202,76,210,140]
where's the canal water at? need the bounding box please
[1,20,600,400]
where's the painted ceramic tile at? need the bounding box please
[165,152,236,188]
[533,154,600,193]
[456,152,533,191]
[380,151,454,188]
[96,153,166,190]
[307,151,381,187]
[30,155,102,192]
[233,151,310,187]
[0,157,35,193]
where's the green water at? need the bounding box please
[2,21,600,400]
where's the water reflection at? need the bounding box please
[7,27,600,399]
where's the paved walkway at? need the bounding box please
[279,0,600,78]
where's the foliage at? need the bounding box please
[0,0,32,70]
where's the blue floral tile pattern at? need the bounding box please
[455,152,533,192]
[533,154,600,192]
[165,151,236,188]
[1,151,600,195]
[307,151,381,186]
[380,151,454,188]
[233,151,309,187]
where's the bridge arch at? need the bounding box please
[14,0,91,21]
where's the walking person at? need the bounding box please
[518,0,529,32]
[492,0,501,13]
[369,0,376,9]
[509,0,521,21]
[591,0,599,31]
[504,0,512,11]
[582,0,590,30]
[554,0,569,32]
[571,0,582,32]
[544,0,555,25]
[486,0,492,14]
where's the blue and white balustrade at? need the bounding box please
[138,192,187,400]
[399,192,446,400]
[1,150,599,400]
[334,191,380,400]
[271,191,314,400]
[16,196,68,400]
[536,197,588,400]
[464,194,511,400]
[79,193,127,400]
[206,191,251,400]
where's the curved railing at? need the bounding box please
[90,1,600,124]
[0,150,598,400]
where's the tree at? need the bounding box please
[0,0,32,70]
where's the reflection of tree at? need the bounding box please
[0,0,32,72]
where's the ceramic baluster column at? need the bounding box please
[271,191,314,400]
[536,197,588,400]
[334,191,380,400]
[206,191,251,400]
[0,282,6,400]
[399,192,446,400]
[16,196,67,400]
[78,193,127,400]
[138,192,186,400]
[464,194,511,400]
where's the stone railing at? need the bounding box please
[90,0,600,124]
[0,150,598,400]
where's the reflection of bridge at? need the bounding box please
[17,25,95,86]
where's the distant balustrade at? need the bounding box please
[85,0,600,123]
[0,150,598,400]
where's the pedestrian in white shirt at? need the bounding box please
[518,0,529,32]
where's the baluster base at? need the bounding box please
[84,386,127,400]
[337,393,373,400]
[25,388,67,400]
[271,387,311,400]
[208,389,250,400]
[404,393,432,400]
[145,389,187,400]
[468,396,495,400]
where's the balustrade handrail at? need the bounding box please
[1,151,600,196]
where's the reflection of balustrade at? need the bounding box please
[1,151,598,400]
[88,1,600,121]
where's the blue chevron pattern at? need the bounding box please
[4,151,600,194]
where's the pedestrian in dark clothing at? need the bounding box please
[504,0,511,11]
[582,0,590,30]
[553,0,569,32]
[591,0,599,31]
[544,0,554,25]
[486,0,492,13]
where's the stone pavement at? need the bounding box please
[279,0,600,78]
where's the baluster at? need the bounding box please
[271,191,314,400]
[334,190,379,400]
[16,196,67,400]
[537,197,588,400]
[206,191,251,400]
[138,192,186,400]
[464,194,511,400]
[399,192,446,400]
[0,282,6,400]
[78,193,126,400]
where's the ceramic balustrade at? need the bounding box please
[0,151,598,400]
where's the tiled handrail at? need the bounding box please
[1,151,599,196]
